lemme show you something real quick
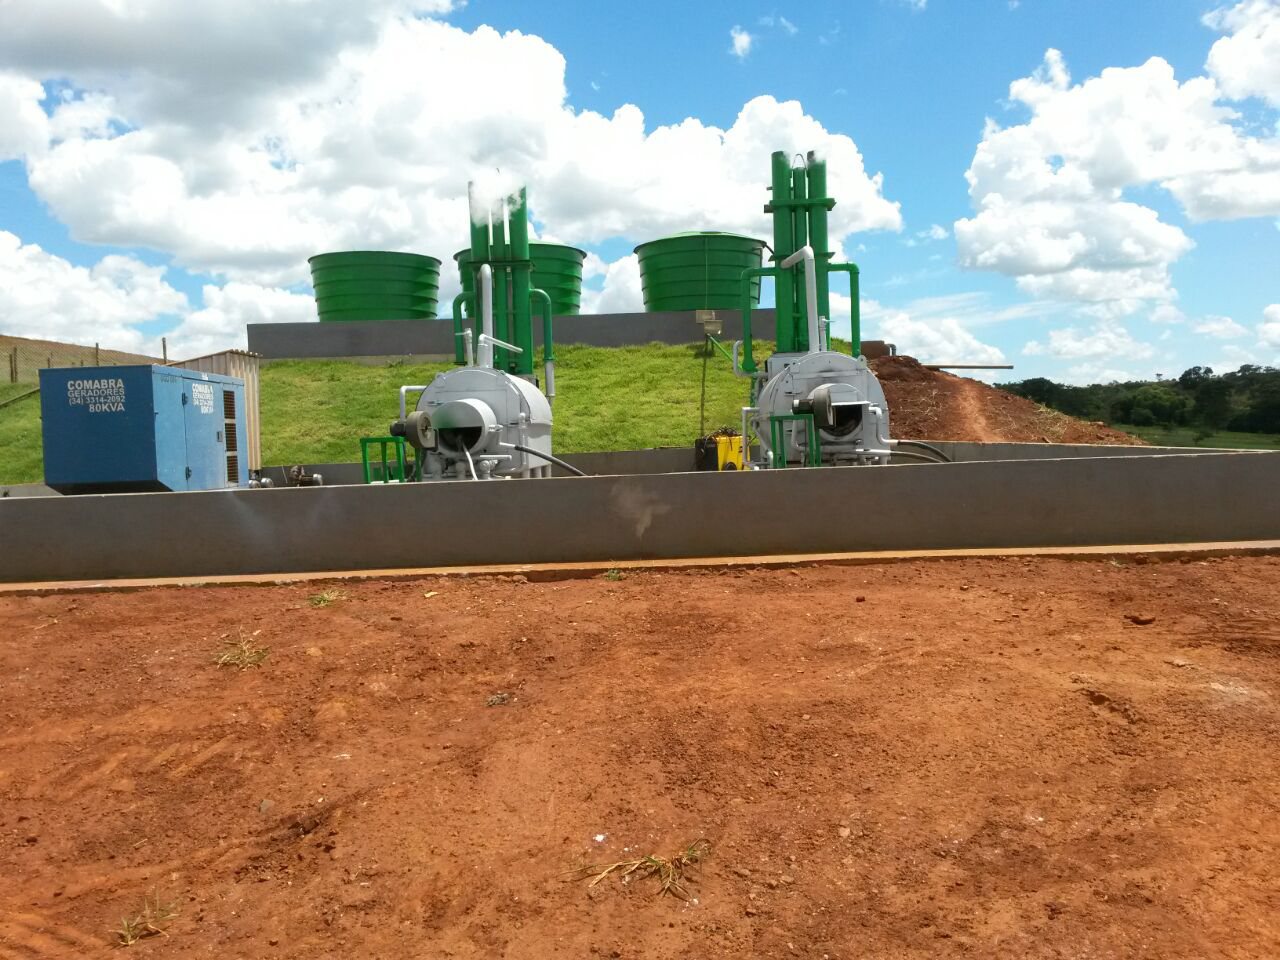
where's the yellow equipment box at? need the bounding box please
[696,432,744,470]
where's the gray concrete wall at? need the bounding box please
[1,451,1276,583]
[247,310,777,359]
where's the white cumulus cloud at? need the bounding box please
[0,230,186,352]
[1193,314,1249,338]
[858,297,1007,365]
[1204,0,1280,106]
[8,17,899,287]
[168,282,317,359]
[730,26,753,59]
[956,31,1280,311]
[580,254,644,316]
[1258,303,1280,346]
[0,8,901,353]
[1023,319,1156,361]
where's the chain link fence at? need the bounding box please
[3,335,164,387]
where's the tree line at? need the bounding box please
[998,365,1280,434]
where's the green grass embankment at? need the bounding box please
[0,342,775,484]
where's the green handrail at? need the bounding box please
[706,334,736,365]
[828,262,861,355]
[738,266,780,373]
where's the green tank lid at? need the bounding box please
[309,251,441,322]
[633,231,766,312]
[455,242,587,316]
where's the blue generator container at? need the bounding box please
[39,365,250,494]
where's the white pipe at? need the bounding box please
[478,263,494,368]
[780,245,821,356]
[478,333,521,354]
[463,328,474,366]
[398,385,429,420]
[544,360,556,406]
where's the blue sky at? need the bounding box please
[0,0,1277,379]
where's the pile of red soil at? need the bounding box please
[870,355,1144,445]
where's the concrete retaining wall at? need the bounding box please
[258,442,1250,487]
[1,451,1276,583]
[247,310,777,359]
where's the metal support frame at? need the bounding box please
[360,436,408,484]
[769,413,820,468]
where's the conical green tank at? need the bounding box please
[455,242,586,316]
[309,251,441,322]
[633,231,766,312]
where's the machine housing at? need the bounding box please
[752,351,891,466]
[39,364,249,494]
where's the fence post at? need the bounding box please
[8,348,15,384]
[95,342,100,365]
[162,337,168,363]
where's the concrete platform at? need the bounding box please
[1,448,1276,584]
[1,540,1276,595]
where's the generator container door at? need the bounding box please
[182,375,228,489]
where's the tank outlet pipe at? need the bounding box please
[499,442,588,477]
[828,262,861,355]
[478,263,495,368]
[462,328,475,366]
[399,385,430,420]
[737,266,779,374]
[780,245,821,355]
[530,288,555,404]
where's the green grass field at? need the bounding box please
[0,388,43,485]
[0,383,38,405]
[1112,423,1280,450]
[0,343,775,485]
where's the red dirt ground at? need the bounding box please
[2,556,1278,958]
[871,356,1145,445]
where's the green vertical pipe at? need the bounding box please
[829,262,861,354]
[790,165,809,352]
[491,214,509,371]
[738,266,778,374]
[508,188,533,376]
[806,152,832,329]
[768,151,795,353]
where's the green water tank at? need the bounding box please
[633,231,766,312]
[454,243,586,316]
[309,251,441,322]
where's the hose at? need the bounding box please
[887,449,947,465]
[510,443,589,477]
[894,439,953,462]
